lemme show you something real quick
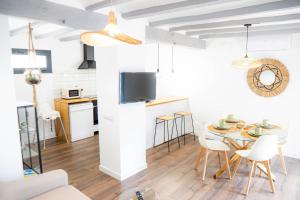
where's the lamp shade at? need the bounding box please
[80,11,142,46]
[232,55,261,69]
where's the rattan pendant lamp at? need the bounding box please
[80,1,142,46]
[232,24,259,69]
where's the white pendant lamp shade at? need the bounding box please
[80,11,142,46]
[232,24,260,69]
[232,55,258,69]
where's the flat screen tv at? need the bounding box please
[120,72,156,103]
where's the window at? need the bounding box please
[11,48,52,74]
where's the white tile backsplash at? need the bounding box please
[53,69,97,98]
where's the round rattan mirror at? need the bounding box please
[247,58,289,97]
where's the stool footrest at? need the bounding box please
[181,131,195,135]
[153,138,181,148]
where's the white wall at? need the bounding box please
[0,15,23,181]
[153,34,300,159]
[10,34,96,139]
[96,45,147,181]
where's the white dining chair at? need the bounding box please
[194,122,231,181]
[272,127,288,176]
[39,103,69,149]
[235,135,278,195]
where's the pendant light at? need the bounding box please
[24,23,42,107]
[157,43,160,73]
[232,24,259,69]
[171,43,175,73]
[80,1,141,46]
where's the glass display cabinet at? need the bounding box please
[17,101,43,174]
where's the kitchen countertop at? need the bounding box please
[145,96,188,107]
[54,97,97,104]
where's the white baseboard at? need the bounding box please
[99,163,148,181]
[93,124,99,132]
[285,153,300,160]
[121,163,148,181]
[99,165,121,180]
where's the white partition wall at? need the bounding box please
[95,45,147,181]
[0,15,23,181]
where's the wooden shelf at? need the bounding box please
[146,96,188,107]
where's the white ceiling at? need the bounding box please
[8,0,300,40]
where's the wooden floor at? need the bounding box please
[42,135,300,200]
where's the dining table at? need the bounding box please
[207,120,286,181]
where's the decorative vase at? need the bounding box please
[24,68,42,85]
[24,68,42,107]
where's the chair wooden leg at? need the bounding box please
[223,151,232,179]
[278,146,287,175]
[253,162,257,177]
[217,152,222,168]
[245,161,255,196]
[194,147,204,170]
[202,149,209,181]
[233,156,242,178]
[264,160,276,193]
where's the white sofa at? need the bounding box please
[0,169,91,200]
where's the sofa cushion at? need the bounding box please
[30,186,91,200]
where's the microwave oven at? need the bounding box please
[61,88,83,99]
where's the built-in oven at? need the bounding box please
[91,99,98,133]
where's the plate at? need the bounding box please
[225,119,239,123]
[213,124,230,130]
[248,129,269,137]
[259,124,272,129]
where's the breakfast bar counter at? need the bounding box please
[146,96,188,107]
[146,96,192,149]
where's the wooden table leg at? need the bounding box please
[232,155,242,178]
[213,153,240,179]
[256,162,276,181]
[217,152,222,168]
[223,151,232,179]
[213,140,253,179]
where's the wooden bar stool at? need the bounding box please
[153,115,180,152]
[174,111,195,145]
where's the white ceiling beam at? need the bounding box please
[0,0,107,30]
[187,23,300,36]
[150,0,300,27]
[198,27,300,39]
[122,0,222,19]
[59,34,80,42]
[59,27,207,49]
[146,26,206,49]
[10,21,45,37]
[35,28,74,40]
[170,13,300,32]
[86,0,136,11]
